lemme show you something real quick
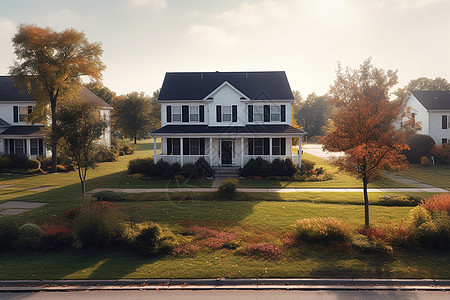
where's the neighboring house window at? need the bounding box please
[190,106,199,122]
[248,138,269,155]
[172,106,182,122]
[271,105,280,122]
[222,106,232,122]
[443,115,449,129]
[272,138,286,155]
[13,106,33,123]
[30,139,44,156]
[167,138,181,155]
[253,106,263,122]
[442,138,448,144]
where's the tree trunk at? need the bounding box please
[50,100,57,173]
[134,136,137,144]
[362,172,370,228]
[81,179,86,195]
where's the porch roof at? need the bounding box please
[151,124,306,137]
[0,125,44,137]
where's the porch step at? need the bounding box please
[213,167,239,177]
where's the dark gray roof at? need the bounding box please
[0,125,44,136]
[158,71,294,101]
[0,76,112,109]
[411,90,450,110]
[0,118,9,127]
[151,124,305,136]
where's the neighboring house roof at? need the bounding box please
[0,118,10,127]
[158,71,294,101]
[151,124,306,136]
[0,76,112,109]
[0,125,44,136]
[410,90,450,110]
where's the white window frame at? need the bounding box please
[14,139,25,155]
[272,138,281,155]
[189,138,201,155]
[19,107,29,122]
[254,138,264,155]
[270,105,280,122]
[253,105,263,122]
[189,106,199,122]
[30,139,39,155]
[172,106,182,122]
[222,105,232,122]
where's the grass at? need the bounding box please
[0,139,448,279]
[398,164,450,190]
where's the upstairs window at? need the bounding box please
[13,106,33,123]
[222,106,232,122]
[172,106,182,122]
[253,106,263,122]
[271,105,280,122]
[190,106,199,122]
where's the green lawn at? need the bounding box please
[398,164,450,190]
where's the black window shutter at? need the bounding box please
[248,105,253,122]
[38,139,44,155]
[167,138,173,155]
[199,105,204,122]
[232,105,237,122]
[183,138,190,155]
[216,105,221,122]
[443,115,448,129]
[281,105,286,122]
[281,138,286,155]
[248,138,254,155]
[13,106,18,123]
[264,105,270,122]
[200,138,205,155]
[264,138,270,155]
[182,105,189,122]
[23,139,27,155]
[167,106,172,122]
[10,139,14,154]
[28,106,33,115]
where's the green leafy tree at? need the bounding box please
[321,58,409,228]
[395,77,450,103]
[296,93,332,139]
[10,24,105,172]
[112,92,152,144]
[148,89,161,131]
[84,81,116,105]
[56,100,107,194]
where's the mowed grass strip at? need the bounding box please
[398,164,450,190]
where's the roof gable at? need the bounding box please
[410,90,450,110]
[203,81,249,101]
[158,71,294,101]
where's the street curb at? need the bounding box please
[0,278,449,292]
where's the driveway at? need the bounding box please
[301,143,344,160]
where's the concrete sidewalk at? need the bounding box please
[90,187,448,194]
[0,278,449,292]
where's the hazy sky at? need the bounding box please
[1,0,449,98]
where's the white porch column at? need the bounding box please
[180,137,184,166]
[241,137,244,166]
[209,138,212,165]
[298,136,302,167]
[153,137,157,161]
[26,139,31,157]
[269,137,272,162]
[161,137,164,155]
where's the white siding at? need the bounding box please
[429,111,450,145]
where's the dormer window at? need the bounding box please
[222,106,232,122]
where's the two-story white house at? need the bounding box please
[0,76,113,159]
[401,90,450,145]
[150,71,306,168]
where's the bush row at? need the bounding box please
[128,156,214,179]
[0,154,41,172]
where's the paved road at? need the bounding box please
[0,290,448,300]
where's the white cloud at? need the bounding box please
[375,0,445,11]
[185,24,238,49]
[0,18,15,39]
[129,0,167,10]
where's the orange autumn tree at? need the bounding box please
[10,24,105,173]
[321,58,409,228]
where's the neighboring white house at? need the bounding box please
[0,76,113,159]
[401,91,450,145]
[150,71,306,168]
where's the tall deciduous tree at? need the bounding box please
[56,100,107,194]
[321,58,409,228]
[395,77,450,103]
[112,92,152,144]
[84,81,116,105]
[10,24,105,172]
[296,93,332,139]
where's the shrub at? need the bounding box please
[351,234,393,254]
[92,191,128,202]
[195,156,214,177]
[0,155,12,170]
[217,178,238,198]
[410,206,432,227]
[187,226,237,250]
[301,159,315,171]
[294,217,351,245]
[0,217,19,249]
[259,159,273,177]
[239,243,283,259]
[128,158,154,174]
[161,164,176,180]
[10,154,29,169]
[155,160,171,177]
[414,212,450,248]
[64,208,81,220]
[420,156,431,167]
[430,143,450,164]
[420,193,450,214]
[405,134,435,163]
[172,244,200,257]
[121,144,135,155]
[283,158,297,177]
[97,147,117,162]
[132,222,178,255]
[73,208,124,247]
[379,194,422,207]
[40,225,74,249]
[56,164,68,172]
[180,163,197,178]
[385,223,415,248]
[14,223,42,250]
[271,159,286,176]
[26,159,41,170]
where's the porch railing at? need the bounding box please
[243,155,299,165]
[156,155,210,165]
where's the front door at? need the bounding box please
[221,141,232,165]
